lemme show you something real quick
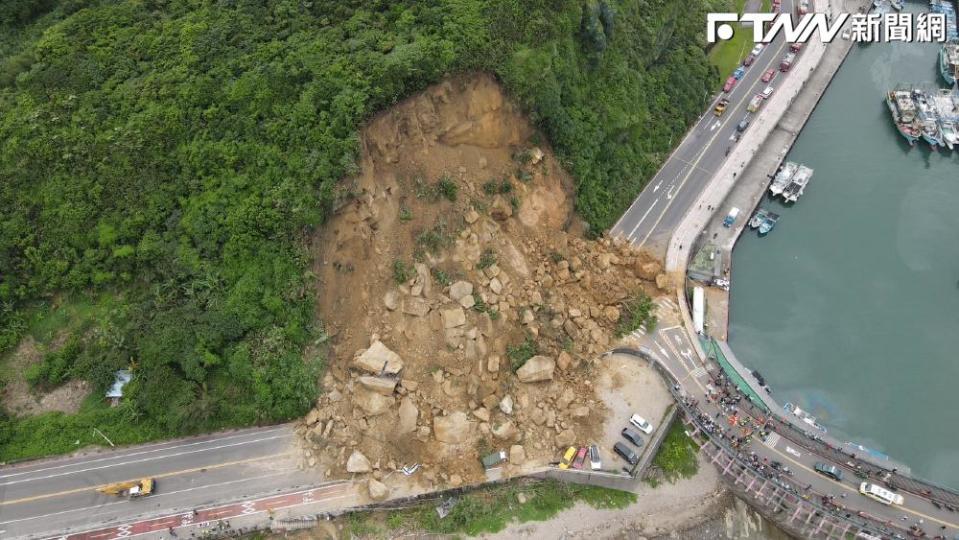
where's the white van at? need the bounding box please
[859,482,904,506]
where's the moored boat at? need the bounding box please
[783,165,813,203]
[941,121,958,150]
[885,90,920,145]
[941,41,959,86]
[749,208,769,229]
[770,162,797,196]
[758,212,779,236]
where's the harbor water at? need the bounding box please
[728,28,959,486]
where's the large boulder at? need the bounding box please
[555,428,576,448]
[449,281,474,302]
[441,307,467,328]
[347,450,372,473]
[516,355,555,383]
[367,478,389,501]
[357,376,397,396]
[396,397,419,435]
[509,444,527,465]
[492,421,520,442]
[433,412,472,444]
[353,341,404,375]
[353,388,394,416]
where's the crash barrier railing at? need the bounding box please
[699,355,959,509]
[611,347,917,539]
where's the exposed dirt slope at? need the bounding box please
[297,73,667,494]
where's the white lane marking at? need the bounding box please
[711,120,720,131]
[626,197,661,240]
[785,446,802,458]
[0,427,290,481]
[689,366,707,379]
[653,181,662,193]
[672,334,683,346]
[240,501,257,515]
[0,471,296,526]
[666,185,677,200]
[0,435,290,487]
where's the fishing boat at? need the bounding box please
[769,161,797,196]
[758,212,780,236]
[891,0,903,10]
[941,41,959,86]
[783,165,813,203]
[885,90,920,145]
[914,89,944,148]
[941,121,958,150]
[749,208,769,229]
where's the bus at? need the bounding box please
[859,482,904,506]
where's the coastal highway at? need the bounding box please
[624,300,959,539]
[610,0,797,256]
[0,425,325,539]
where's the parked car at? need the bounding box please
[780,52,796,72]
[572,446,588,469]
[761,85,775,99]
[714,98,730,116]
[613,442,639,465]
[814,462,843,481]
[559,446,577,469]
[621,427,645,447]
[761,68,776,83]
[733,66,746,80]
[743,54,756,67]
[589,445,602,471]
[723,76,737,93]
[790,42,803,53]
[629,414,654,434]
[750,44,764,57]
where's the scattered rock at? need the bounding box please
[473,407,491,422]
[449,281,474,301]
[636,260,662,281]
[571,405,590,418]
[403,297,430,317]
[604,306,621,323]
[383,290,398,311]
[486,355,500,373]
[433,412,472,444]
[516,355,555,383]
[459,294,476,309]
[556,351,572,370]
[353,388,394,416]
[490,195,513,221]
[347,450,372,473]
[354,340,404,375]
[489,277,503,295]
[499,394,513,415]
[305,409,320,426]
[396,397,419,435]
[492,420,519,441]
[517,492,528,504]
[509,444,527,465]
[465,208,480,224]
[555,428,576,448]
[357,376,397,396]
[367,478,389,501]
[441,307,467,329]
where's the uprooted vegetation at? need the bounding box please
[295,75,670,494]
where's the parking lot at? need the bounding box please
[592,351,674,474]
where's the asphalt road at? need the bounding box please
[624,298,959,539]
[610,1,798,256]
[0,425,321,539]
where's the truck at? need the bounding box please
[97,478,155,498]
[714,98,729,116]
[747,94,763,113]
[723,207,741,227]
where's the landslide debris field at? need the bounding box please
[296,74,668,493]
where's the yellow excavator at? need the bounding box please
[96,478,155,498]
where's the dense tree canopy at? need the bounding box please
[0,0,719,458]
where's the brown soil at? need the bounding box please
[296,73,668,492]
[1,335,90,417]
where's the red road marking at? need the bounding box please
[53,484,349,540]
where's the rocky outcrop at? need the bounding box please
[367,478,389,501]
[347,450,372,473]
[396,396,419,435]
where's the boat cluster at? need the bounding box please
[886,86,959,149]
[769,161,814,203]
[930,0,958,42]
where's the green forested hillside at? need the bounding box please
[0,0,719,459]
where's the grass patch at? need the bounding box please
[415,221,453,255]
[431,267,452,287]
[706,22,752,88]
[615,291,657,337]
[476,248,497,270]
[648,419,700,485]
[415,175,458,203]
[507,335,537,372]
[386,480,635,536]
[393,260,413,284]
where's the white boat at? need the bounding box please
[770,162,797,196]
[783,165,814,203]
